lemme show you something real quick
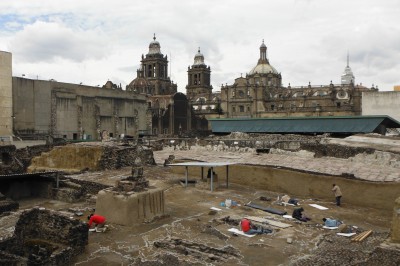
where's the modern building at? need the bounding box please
[12,78,148,140]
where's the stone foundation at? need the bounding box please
[95,187,165,225]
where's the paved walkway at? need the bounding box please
[154,146,400,183]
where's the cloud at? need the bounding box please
[9,21,110,63]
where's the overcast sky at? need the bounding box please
[0,0,399,92]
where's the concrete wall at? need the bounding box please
[171,164,400,212]
[12,77,148,139]
[0,51,12,136]
[362,91,400,122]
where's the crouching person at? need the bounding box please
[292,207,311,222]
[88,213,107,232]
[240,218,272,235]
[323,217,342,227]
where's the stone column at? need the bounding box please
[391,196,400,242]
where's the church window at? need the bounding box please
[153,65,156,77]
[232,106,236,113]
[239,106,244,112]
[247,106,250,112]
[336,102,341,108]
[271,104,275,110]
[238,90,244,97]
[163,128,168,134]
[194,74,197,85]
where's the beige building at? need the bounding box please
[362,91,400,123]
[0,51,13,137]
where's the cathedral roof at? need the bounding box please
[249,40,279,75]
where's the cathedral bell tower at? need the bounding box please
[128,34,177,95]
[186,48,212,101]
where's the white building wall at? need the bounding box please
[362,91,400,122]
[0,51,12,136]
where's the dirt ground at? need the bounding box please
[16,164,393,266]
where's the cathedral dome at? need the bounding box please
[249,63,278,75]
[148,34,161,54]
[193,48,205,66]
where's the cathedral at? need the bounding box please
[187,40,377,122]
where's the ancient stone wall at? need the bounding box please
[1,208,88,265]
[300,142,375,159]
[29,144,156,173]
[98,146,155,170]
[53,177,111,203]
[0,144,55,174]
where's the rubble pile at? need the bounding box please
[289,232,400,265]
[114,163,149,193]
[153,238,241,264]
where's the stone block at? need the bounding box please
[95,187,165,225]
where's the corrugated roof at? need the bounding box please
[209,116,400,134]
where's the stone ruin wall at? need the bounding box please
[0,208,87,265]
[98,146,155,170]
[28,144,156,173]
[156,133,400,168]
[54,177,111,203]
[0,144,57,175]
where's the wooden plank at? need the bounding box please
[309,204,329,210]
[245,216,292,228]
[228,228,256,237]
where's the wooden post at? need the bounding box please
[185,166,188,187]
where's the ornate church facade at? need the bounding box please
[187,40,377,121]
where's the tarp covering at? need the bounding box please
[209,115,400,134]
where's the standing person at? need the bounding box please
[332,184,342,206]
[88,213,107,232]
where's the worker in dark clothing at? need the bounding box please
[292,207,311,222]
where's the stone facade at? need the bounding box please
[220,42,375,118]
[147,93,197,136]
[12,77,148,140]
[0,51,12,137]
